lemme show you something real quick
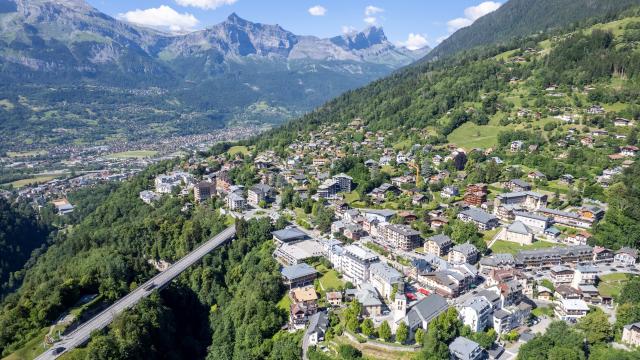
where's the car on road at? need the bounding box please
[52,347,65,355]
[144,283,156,291]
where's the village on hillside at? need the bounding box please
[119,88,640,359]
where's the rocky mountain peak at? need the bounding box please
[361,26,387,43]
[225,12,246,25]
[330,26,389,51]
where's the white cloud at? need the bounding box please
[175,0,237,10]
[398,33,429,50]
[447,17,473,32]
[363,17,377,25]
[363,5,383,25]
[364,5,384,16]
[341,25,357,34]
[117,5,199,33]
[308,5,327,16]
[464,1,502,21]
[447,1,501,32]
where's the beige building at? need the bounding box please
[424,234,453,257]
[382,224,421,251]
[503,221,534,245]
[326,291,342,307]
[290,286,318,305]
[622,322,640,346]
[550,266,574,286]
[448,243,479,265]
[194,181,215,203]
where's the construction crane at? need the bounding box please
[408,161,421,187]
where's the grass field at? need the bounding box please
[227,145,249,156]
[332,335,415,360]
[2,328,49,360]
[532,305,554,318]
[598,273,636,298]
[58,348,87,360]
[8,175,60,188]
[344,191,361,204]
[381,165,399,176]
[482,228,501,242]
[319,269,344,291]
[107,150,158,159]
[494,49,519,61]
[490,240,561,255]
[447,122,501,150]
[276,293,291,312]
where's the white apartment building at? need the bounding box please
[341,244,379,285]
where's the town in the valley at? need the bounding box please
[31,96,636,359]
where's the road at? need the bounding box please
[302,325,311,360]
[36,225,236,360]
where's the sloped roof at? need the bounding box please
[281,263,318,280]
[405,294,448,328]
[508,221,532,236]
[428,234,453,246]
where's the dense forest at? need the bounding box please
[0,159,298,358]
[0,161,230,355]
[60,218,297,360]
[0,197,51,297]
[592,161,640,251]
[426,0,640,61]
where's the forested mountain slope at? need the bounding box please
[425,0,640,61]
[0,198,50,296]
[251,7,640,150]
[0,160,293,359]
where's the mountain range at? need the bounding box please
[0,0,428,150]
[0,0,427,86]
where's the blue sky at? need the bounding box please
[87,0,503,49]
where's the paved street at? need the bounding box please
[36,225,236,360]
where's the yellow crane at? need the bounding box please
[409,161,421,187]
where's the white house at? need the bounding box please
[615,247,638,266]
[459,297,493,332]
[369,262,403,300]
[555,299,589,321]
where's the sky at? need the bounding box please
[86,0,503,50]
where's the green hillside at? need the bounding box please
[425,0,640,61]
[248,9,640,253]
[252,8,640,153]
